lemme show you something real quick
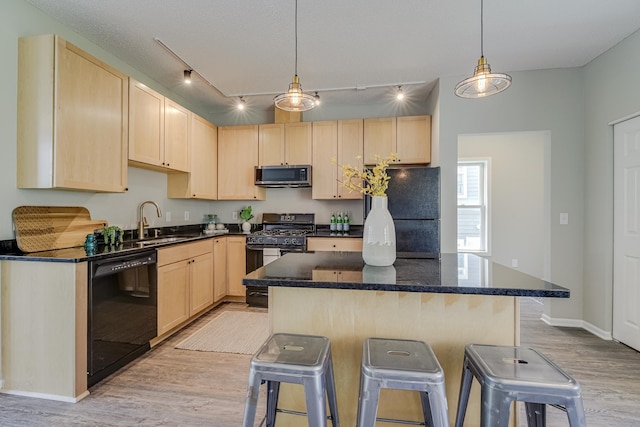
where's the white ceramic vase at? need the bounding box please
[242,221,251,233]
[362,196,396,266]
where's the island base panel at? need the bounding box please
[270,287,519,427]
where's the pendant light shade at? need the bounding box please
[455,0,511,98]
[274,0,316,112]
[274,75,317,111]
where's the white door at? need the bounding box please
[613,115,640,351]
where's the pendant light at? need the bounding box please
[274,0,316,112]
[455,0,511,98]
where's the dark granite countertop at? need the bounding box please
[243,251,570,298]
[0,224,364,263]
[0,228,248,263]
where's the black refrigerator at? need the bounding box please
[364,166,440,256]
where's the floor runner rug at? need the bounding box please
[175,311,269,355]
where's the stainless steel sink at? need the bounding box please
[135,234,201,247]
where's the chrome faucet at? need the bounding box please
[138,201,162,239]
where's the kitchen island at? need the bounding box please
[243,252,569,427]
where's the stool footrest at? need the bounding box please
[375,416,426,425]
[276,408,335,421]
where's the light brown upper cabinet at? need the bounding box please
[128,78,190,172]
[259,122,312,166]
[167,114,218,200]
[312,120,364,200]
[363,115,431,165]
[17,34,128,192]
[218,125,266,200]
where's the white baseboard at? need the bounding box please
[540,314,612,341]
[582,321,613,341]
[0,389,90,403]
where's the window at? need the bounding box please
[457,160,489,253]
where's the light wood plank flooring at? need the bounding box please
[0,299,638,426]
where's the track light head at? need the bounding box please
[184,69,192,84]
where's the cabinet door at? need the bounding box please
[226,236,247,297]
[218,125,265,200]
[284,122,312,165]
[311,121,338,200]
[56,40,129,192]
[396,115,431,164]
[337,119,364,199]
[164,98,191,172]
[363,117,396,165]
[259,124,285,166]
[157,260,190,335]
[213,237,227,302]
[129,78,164,167]
[168,114,217,199]
[190,115,217,198]
[189,252,214,316]
[18,35,128,192]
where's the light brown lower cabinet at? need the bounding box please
[226,236,247,297]
[157,240,213,336]
[307,237,363,252]
[212,237,227,302]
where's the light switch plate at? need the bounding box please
[560,213,569,225]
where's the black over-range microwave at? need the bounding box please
[254,165,311,188]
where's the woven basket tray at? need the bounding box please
[12,206,108,253]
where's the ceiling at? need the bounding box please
[24,0,640,117]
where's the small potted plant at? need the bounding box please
[240,206,254,233]
[102,225,124,246]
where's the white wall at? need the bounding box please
[582,29,640,333]
[438,68,586,322]
[459,132,548,280]
[0,0,428,240]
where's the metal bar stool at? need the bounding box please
[454,344,586,427]
[356,338,449,427]
[242,333,340,427]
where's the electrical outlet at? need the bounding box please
[165,211,171,222]
[232,211,238,220]
[511,259,518,268]
[184,211,190,221]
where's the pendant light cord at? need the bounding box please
[294,0,298,76]
[480,0,484,57]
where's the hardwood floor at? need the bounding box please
[518,298,640,426]
[0,299,638,426]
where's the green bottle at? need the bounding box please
[336,213,343,231]
[330,212,336,231]
[343,212,350,232]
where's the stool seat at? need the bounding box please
[242,333,340,427]
[455,344,586,427]
[357,338,449,427]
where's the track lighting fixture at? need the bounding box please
[314,92,321,106]
[237,97,246,110]
[396,86,405,100]
[184,69,192,84]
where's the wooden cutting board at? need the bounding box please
[12,206,108,253]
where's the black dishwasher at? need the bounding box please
[88,250,157,386]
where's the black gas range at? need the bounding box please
[246,213,315,251]
[245,213,315,307]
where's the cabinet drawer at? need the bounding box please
[307,237,362,252]
[157,239,212,266]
